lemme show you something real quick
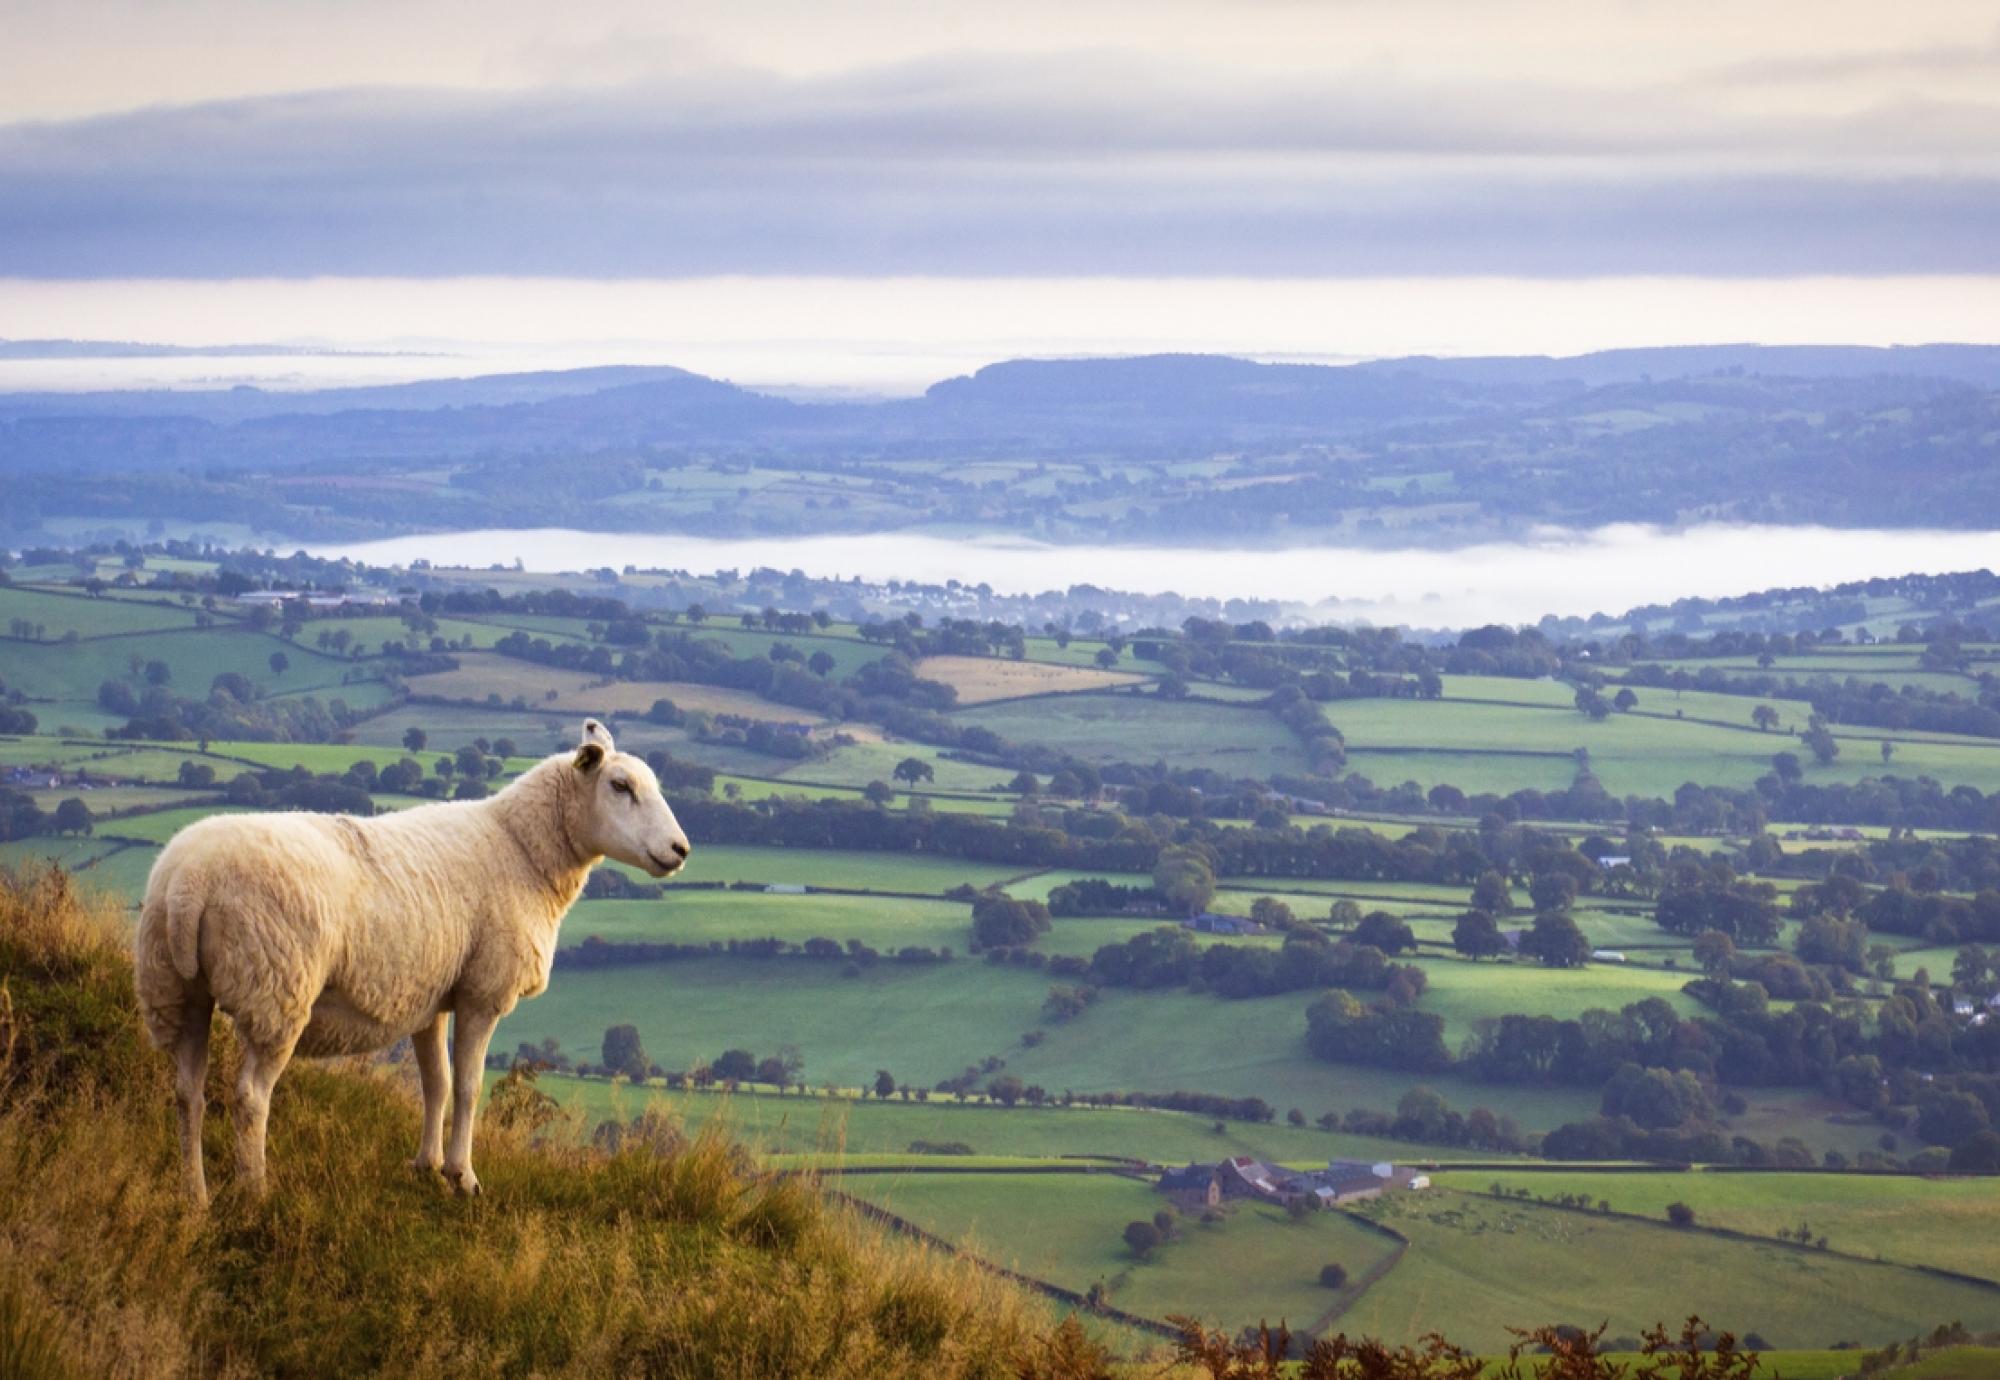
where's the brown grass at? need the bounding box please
[913,656,1145,706]
[0,864,1108,1378]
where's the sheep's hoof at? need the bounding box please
[446,1167,481,1197]
[410,1156,443,1178]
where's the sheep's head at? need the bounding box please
[571,720,691,878]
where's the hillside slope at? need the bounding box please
[0,864,1095,1379]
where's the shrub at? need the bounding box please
[1319,1263,1349,1289]
[1667,1201,1697,1227]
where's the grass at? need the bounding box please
[655,844,1029,893]
[508,1074,1453,1165]
[1435,1170,2000,1281]
[0,864,1085,1378]
[565,892,971,952]
[1329,698,2000,798]
[841,1171,1402,1333]
[953,695,1301,774]
[0,584,206,637]
[1340,1189,2000,1351]
[408,653,832,724]
[778,742,1020,793]
[913,655,1146,705]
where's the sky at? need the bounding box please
[2,0,1998,387]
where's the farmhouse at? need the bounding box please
[1172,1156,1430,1208]
[1157,1162,1222,1209]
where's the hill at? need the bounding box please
[0,865,1088,1378]
[5,346,2000,545]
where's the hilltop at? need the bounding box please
[4,345,2000,546]
[0,865,1097,1378]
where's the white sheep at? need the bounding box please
[133,719,690,1204]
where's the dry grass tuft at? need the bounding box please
[0,864,1112,1378]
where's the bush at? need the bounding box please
[1123,1220,1162,1257]
[1666,1201,1697,1227]
[1319,1263,1349,1289]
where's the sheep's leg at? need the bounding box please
[443,1008,500,1197]
[409,1013,449,1174]
[173,993,215,1208]
[232,1027,299,1198]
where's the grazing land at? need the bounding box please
[8,549,2000,1352]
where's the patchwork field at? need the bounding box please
[914,654,1146,704]
[1437,1170,2000,1280]
[1339,1190,2000,1350]
[953,695,1302,773]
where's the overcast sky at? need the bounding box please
[2,0,1997,380]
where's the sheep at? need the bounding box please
[133,719,690,1205]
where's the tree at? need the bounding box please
[143,659,172,686]
[1471,870,1513,916]
[712,1048,757,1082]
[1122,1220,1162,1257]
[1452,908,1506,960]
[1693,928,1736,976]
[403,726,428,753]
[1949,1130,2000,1174]
[1574,687,1611,720]
[1666,1201,1697,1228]
[862,779,896,807]
[1881,739,1895,764]
[1612,688,1638,712]
[988,1074,1025,1107]
[1094,647,1119,669]
[268,651,289,675]
[1352,911,1416,955]
[1751,705,1780,732]
[1521,911,1591,968]
[601,1024,650,1080]
[893,757,935,788]
[1528,871,1579,914]
[873,1068,897,1100]
[52,797,93,837]
[1803,719,1840,766]
[1153,846,1218,917]
[1318,1263,1348,1289]
[808,651,836,677]
[972,894,1052,947]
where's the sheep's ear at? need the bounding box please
[581,719,614,751]
[574,742,606,773]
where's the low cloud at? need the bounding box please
[2,54,1997,277]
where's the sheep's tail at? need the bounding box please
[134,874,205,1048]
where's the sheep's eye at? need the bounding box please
[610,779,633,796]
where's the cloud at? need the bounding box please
[2,54,1998,277]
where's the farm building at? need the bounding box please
[1157,1163,1222,1209]
[1175,1156,1429,1208]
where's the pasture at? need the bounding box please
[841,1171,1402,1333]
[954,695,1301,773]
[510,1073,1448,1164]
[1340,1189,2000,1350]
[1436,1170,2000,1280]
[913,654,1146,704]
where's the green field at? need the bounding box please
[1437,1170,2000,1280]
[567,892,971,951]
[656,844,1031,892]
[954,695,1302,773]
[842,1171,1402,1332]
[1339,1190,2000,1350]
[0,584,207,637]
[512,1074,1450,1164]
